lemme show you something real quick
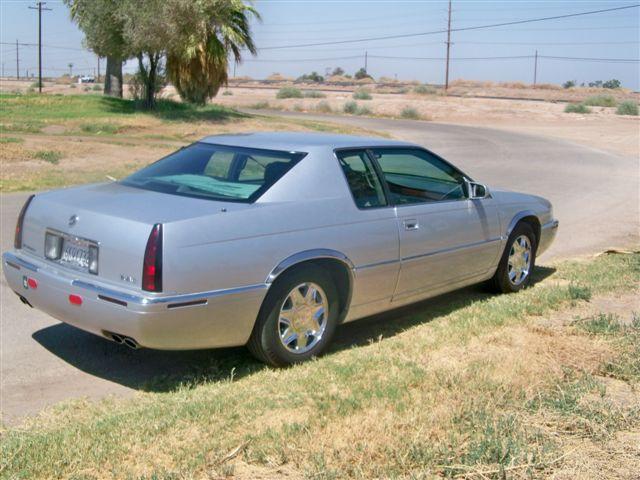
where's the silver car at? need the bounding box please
[3,132,557,366]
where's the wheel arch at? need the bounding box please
[506,210,541,248]
[265,249,355,322]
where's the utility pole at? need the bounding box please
[28,1,52,93]
[533,50,538,88]
[444,0,452,91]
[364,51,368,73]
[16,39,19,80]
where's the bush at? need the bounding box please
[293,104,304,112]
[315,101,332,113]
[222,90,233,96]
[603,79,621,89]
[352,88,372,100]
[356,105,372,115]
[92,85,101,91]
[413,84,436,95]
[296,71,324,83]
[249,101,270,109]
[616,101,638,116]
[400,106,420,119]
[276,87,303,99]
[583,95,616,107]
[562,80,576,89]
[303,90,325,98]
[564,103,591,114]
[33,150,62,164]
[343,101,358,114]
[69,84,76,89]
[30,81,43,88]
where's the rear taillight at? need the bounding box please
[14,194,35,249]
[142,224,162,292]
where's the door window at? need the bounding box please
[372,148,466,204]
[336,150,387,208]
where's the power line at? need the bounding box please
[258,4,640,50]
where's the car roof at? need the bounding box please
[199,132,416,152]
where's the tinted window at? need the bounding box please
[122,143,306,202]
[337,150,387,208]
[372,148,466,204]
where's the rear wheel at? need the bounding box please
[248,265,339,367]
[491,222,537,293]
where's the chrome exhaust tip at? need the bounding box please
[122,337,140,349]
[110,333,124,344]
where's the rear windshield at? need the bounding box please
[121,142,306,202]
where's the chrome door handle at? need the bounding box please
[403,219,419,231]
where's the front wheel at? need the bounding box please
[247,265,339,367]
[491,222,537,293]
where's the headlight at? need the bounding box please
[44,232,63,260]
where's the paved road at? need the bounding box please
[1,116,638,424]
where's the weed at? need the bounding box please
[92,84,102,92]
[0,136,23,144]
[616,100,638,116]
[583,95,616,107]
[80,122,123,135]
[276,87,303,99]
[343,101,358,114]
[576,313,623,335]
[315,101,332,113]
[249,101,270,109]
[564,103,591,114]
[400,106,421,119]
[568,283,591,301]
[413,84,437,95]
[353,88,372,100]
[222,90,233,96]
[303,90,326,98]
[33,150,63,164]
[356,105,372,115]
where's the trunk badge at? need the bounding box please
[68,215,79,226]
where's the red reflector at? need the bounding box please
[27,278,38,289]
[69,294,83,306]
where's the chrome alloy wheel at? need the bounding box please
[278,282,328,354]
[508,235,532,286]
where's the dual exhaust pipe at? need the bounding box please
[108,332,140,349]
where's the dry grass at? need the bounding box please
[1,253,638,479]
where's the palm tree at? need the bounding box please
[166,0,259,105]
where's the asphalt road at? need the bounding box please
[1,115,638,424]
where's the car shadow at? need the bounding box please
[32,266,556,392]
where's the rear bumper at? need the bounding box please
[3,251,267,349]
[538,219,559,256]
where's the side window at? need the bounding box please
[372,148,466,205]
[204,151,235,179]
[336,150,387,209]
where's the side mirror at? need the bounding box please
[466,181,489,200]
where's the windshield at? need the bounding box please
[121,142,306,203]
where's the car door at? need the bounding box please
[369,147,501,300]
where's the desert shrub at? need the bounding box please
[69,84,77,89]
[296,71,324,83]
[356,105,372,115]
[564,103,591,114]
[400,106,420,119]
[276,87,303,99]
[222,90,233,96]
[352,88,372,100]
[33,150,62,164]
[616,101,638,116]
[315,101,332,113]
[343,101,358,114]
[397,87,409,94]
[562,80,576,89]
[249,101,270,109]
[303,90,326,98]
[583,95,616,107]
[603,79,621,89]
[413,84,436,95]
[293,104,304,112]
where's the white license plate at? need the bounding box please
[59,238,91,270]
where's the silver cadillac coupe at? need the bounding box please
[4,132,557,366]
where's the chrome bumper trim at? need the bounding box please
[542,219,559,230]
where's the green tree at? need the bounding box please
[65,0,126,98]
[354,67,372,80]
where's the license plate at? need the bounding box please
[60,237,91,270]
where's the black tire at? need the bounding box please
[247,264,339,367]
[491,222,537,293]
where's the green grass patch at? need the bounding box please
[276,87,304,99]
[616,100,639,116]
[79,122,124,135]
[564,103,591,114]
[0,136,23,144]
[352,88,372,100]
[32,150,63,164]
[1,253,638,478]
[583,95,617,107]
